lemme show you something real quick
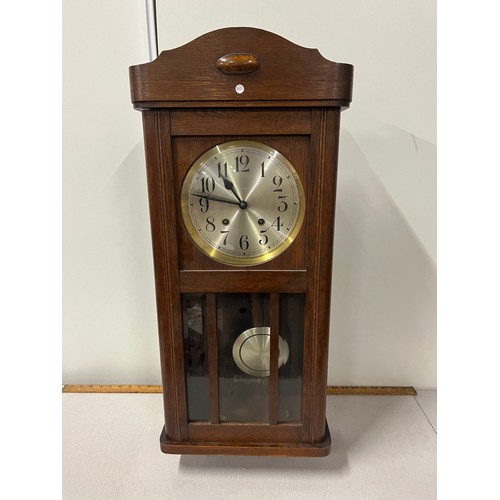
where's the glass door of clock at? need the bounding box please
[182,293,210,421]
[182,292,304,425]
[277,293,304,422]
[217,293,271,423]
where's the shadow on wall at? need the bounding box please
[63,140,160,385]
[329,127,436,388]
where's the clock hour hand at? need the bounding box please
[221,176,243,204]
[192,193,241,206]
[221,176,249,209]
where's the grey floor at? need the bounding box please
[62,390,436,499]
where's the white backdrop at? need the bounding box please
[63,0,436,388]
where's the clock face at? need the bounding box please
[180,141,305,266]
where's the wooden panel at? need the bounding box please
[129,27,353,105]
[206,294,219,424]
[302,108,341,444]
[187,422,301,443]
[133,99,350,110]
[141,110,188,442]
[269,294,280,424]
[170,109,311,136]
[179,270,307,293]
[161,425,330,457]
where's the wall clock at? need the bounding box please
[129,27,353,457]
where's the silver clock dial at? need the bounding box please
[181,141,305,266]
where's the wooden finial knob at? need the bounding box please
[216,53,260,75]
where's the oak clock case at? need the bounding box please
[129,27,353,457]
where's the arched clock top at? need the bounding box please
[129,27,353,108]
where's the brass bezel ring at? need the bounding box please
[180,140,306,267]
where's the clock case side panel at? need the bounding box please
[141,110,188,442]
[302,108,341,444]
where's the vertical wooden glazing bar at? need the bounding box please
[206,293,219,424]
[269,293,280,425]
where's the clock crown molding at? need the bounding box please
[129,27,353,109]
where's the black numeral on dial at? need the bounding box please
[277,195,288,212]
[199,197,209,212]
[259,230,269,245]
[239,234,249,250]
[217,162,228,178]
[271,216,283,231]
[205,216,216,232]
[235,155,250,172]
[201,177,215,193]
[220,230,229,245]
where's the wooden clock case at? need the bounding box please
[129,27,353,457]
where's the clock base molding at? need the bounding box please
[159,421,331,458]
[62,384,417,396]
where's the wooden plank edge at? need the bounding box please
[62,384,416,395]
[327,386,417,396]
[62,384,163,393]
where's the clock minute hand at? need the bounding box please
[192,193,241,206]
